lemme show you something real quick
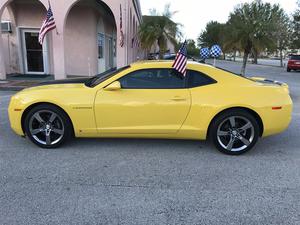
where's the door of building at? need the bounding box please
[21,29,48,74]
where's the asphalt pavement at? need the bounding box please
[0,61,299,225]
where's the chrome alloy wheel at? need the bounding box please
[29,110,65,146]
[217,116,255,152]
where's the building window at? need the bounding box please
[97,33,104,59]
[113,38,116,57]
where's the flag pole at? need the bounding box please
[48,0,59,35]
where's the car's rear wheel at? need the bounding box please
[287,67,291,72]
[210,110,260,155]
[24,104,72,148]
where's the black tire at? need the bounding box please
[287,67,291,72]
[24,104,73,148]
[209,109,260,155]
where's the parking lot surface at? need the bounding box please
[0,61,299,225]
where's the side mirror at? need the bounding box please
[104,81,121,91]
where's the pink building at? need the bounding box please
[0,0,143,80]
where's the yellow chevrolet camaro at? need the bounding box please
[8,61,292,155]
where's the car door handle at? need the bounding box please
[171,96,186,101]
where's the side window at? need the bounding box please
[187,70,216,88]
[119,69,185,89]
[113,38,117,57]
[97,33,104,59]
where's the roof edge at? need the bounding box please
[132,0,142,24]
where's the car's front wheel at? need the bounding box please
[24,104,73,148]
[210,110,260,155]
[287,67,291,72]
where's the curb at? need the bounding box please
[0,87,26,91]
[0,80,38,91]
[222,59,287,68]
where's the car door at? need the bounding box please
[94,68,191,134]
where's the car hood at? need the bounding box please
[37,77,89,86]
[21,78,90,92]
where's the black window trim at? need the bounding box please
[117,68,217,90]
[186,69,217,88]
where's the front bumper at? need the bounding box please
[8,95,25,136]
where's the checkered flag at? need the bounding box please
[210,45,222,58]
[200,47,210,59]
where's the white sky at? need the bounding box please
[140,0,298,41]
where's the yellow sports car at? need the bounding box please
[8,61,292,155]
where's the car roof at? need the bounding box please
[130,60,214,70]
[128,60,253,85]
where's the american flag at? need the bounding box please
[131,34,140,48]
[38,4,56,45]
[119,4,124,47]
[172,40,188,76]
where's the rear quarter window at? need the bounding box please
[187,70,217,88]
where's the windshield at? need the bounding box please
[85,66,130,87]
[290,55,300,60]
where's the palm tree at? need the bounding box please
[139,4,181,59]
[290,0,300,50]
[198,21,225,47]
[198,21,227,59]
[223,25,242,62]
[226,0,279,75]
[272,6,291,67]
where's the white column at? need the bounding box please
[51,31,66,79]
[0,30,6,79]
[116,3,127,68]
[0,2,7,79]
[49,1,66,79]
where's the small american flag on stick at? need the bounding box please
[131,34,140,48]
[172,40,188,76]
[38,2,56,45]
[119,4,125,47]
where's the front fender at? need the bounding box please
[8,86,98,137]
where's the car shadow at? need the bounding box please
[63,137,261,156]
[68,138,212,154]
[59,127,296,157]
